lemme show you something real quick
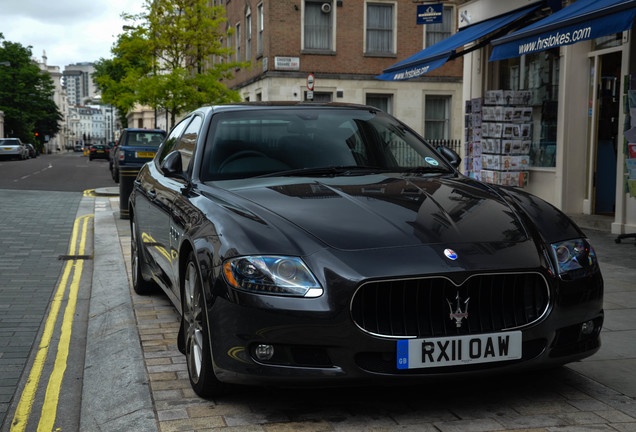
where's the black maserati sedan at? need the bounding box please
[129,103,603,397]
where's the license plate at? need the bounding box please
[3,147,11,150]
[136,151,155,158]
[396,331,522,370]
[97,150,104,153]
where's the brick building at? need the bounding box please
[219,0,465,141]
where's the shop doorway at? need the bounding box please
[590,51,621,215]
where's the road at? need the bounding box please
[1,151,636,431]
[0,150,113,192]
[0,151,113,431]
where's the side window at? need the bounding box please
[175,115,203,173]
[156,118,190,166]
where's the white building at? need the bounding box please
[35,51,68,153]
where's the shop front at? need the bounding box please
[460,0,636,235]
[379,0,636,235]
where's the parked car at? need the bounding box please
[109,142,119,175]
[88,144,109,161]
[74,144,83,152]
[0,138,28,160]
[25,143,37,158]
[129,103,603,398]
[111,129,166,182]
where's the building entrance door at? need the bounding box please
[590,51,621,215]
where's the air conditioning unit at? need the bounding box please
[321,2,331,13]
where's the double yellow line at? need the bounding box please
[10,214,93,432]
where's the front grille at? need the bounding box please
[351,273,549,338]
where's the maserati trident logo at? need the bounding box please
[444,248,458,260]
[447,292,470,328]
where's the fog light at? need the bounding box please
[255,344,275,361]
[581,320,595,335]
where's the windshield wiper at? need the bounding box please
[256,165,389,178]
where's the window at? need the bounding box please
[175,115,203,173]
[304,0,333,51]
[366,93,393,115]
[366,3,394,54]
[246,8,252,60]
[424,95,451,140]
[425,6,452,47]
[257,3,264,56]
[236,23,241,61]
[157,117,190,165]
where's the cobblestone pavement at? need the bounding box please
[109,197,636,432]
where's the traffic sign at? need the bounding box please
[307,73,315,91]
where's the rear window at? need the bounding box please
[125,131,165,147]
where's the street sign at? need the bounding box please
[307,73,315,91]
[417,4,444,25]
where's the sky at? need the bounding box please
[0,0,146,69]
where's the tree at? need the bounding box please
[0,34,62,149]
[95,0,244,129]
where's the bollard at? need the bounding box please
[119,167,141,219]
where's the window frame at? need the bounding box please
[236,22,241,62]
[246,7,252,61]
[364,1,396,57]
[424,94,452,141]
[302,0,336,54]
[424,5,454,48]
[257,3,264,57]
[365,92,394,115]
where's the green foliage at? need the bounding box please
[0,34,63,142]
[94,0,245,129]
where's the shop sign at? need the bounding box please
[417,4,443,25]
[274,57,300,71]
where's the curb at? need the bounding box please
[79,197,157,432]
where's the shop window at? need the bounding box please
[490,48,560,168]
[425,6,453,47]
[304,0,334,51]
[366,3,395,55]
[366,93,393,115]
[424,95,451,140]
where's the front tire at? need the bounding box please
[131,219,156,295]
[182,252,226,398]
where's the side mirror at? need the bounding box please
[160,151,186,180]
[437,146,462,169]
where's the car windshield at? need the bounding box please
[0,139,18,146]
[127,131,165,147]
[200,108,453,181]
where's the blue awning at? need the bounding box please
[377,5,540,81]
[491,0,636,61]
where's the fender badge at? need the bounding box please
[444,248,458,260]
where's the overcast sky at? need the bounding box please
[0,0,146,69]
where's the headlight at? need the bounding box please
[223,256,322,298]
[550,238,598,279]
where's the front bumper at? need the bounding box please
[206,270,603,386]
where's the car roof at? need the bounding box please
[194,102,382,115]
[123,128,166,133]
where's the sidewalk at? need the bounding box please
[82,192,636,431]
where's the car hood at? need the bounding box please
[218,174,528,251]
